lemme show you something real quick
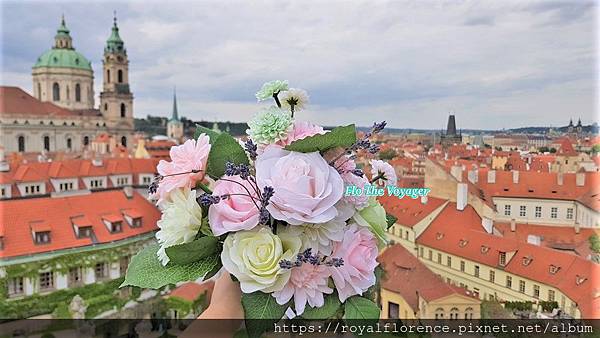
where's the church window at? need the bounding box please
[75,58,79,65]
[120,103,126,118]
[121,136,127,147]
[66,86,69,100]
[118,69,123,83]
[18,136,25,152]
[52,83,60,101]
[83,136,89,146]
[67,138,72,150]
[37,83,41,99]
[75,83,81,102]
[107,69,111,83]
[104,103,108,111]
[43,136,50,151]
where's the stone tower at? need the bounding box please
[99,14,134,147]
[167,89,184,141]
[32,16,94,110]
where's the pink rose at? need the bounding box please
[341,171,370,209]
[155,135,211,202]
[208,175,260,236]
[330,223,379,302]
[255,146,344,225]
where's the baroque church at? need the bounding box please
[0,15,134,154]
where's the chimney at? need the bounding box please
[510,218,516,232]
[574,222,580,234]
[467,169,478,184]
[456,183,468,211]
[487,170,496,184]
[420,196,428,204]
[576,172,585,186]
[557,173,564,186]
[123,186,134,199]
[450,165,463,182]
[512,170,519,184]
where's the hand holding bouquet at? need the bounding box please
[122,80,398,336]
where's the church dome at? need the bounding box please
[33,48,92,71]
[33,16,92,72]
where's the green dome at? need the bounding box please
[33,48,92,71]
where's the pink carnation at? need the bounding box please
[154,135,211,202]
[255,145,344,225]
[272,263,333,315]
[341,172,370,209]
[208,175,260,236]
[330,223,379,302]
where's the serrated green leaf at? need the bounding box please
[206,132,250,179]
[241,291,287,338]
[120,244,219,289]
[165,236,219,265]
[284,124,357,153]
[194,124,221,143]
[386,213,397,229]
[343,296,380,320]
[301,292,342,320]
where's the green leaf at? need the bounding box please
[165,236,219,265]
[343,296,380,320]
[121,244,219,289]
[206,132,250,179]
[284,124,357,153]
[301,292,342,320]
[386,213,397,229]
[194,124,221,143]
[241,291,287,338]
[202,257,222,281]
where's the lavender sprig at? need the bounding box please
[198,193,222,206]
[279,248,344,269]
[224,162,251,179]
[244,139,258,161]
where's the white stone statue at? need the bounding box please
[69,294,87,319]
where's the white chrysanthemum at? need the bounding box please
[294,217,346,256]
[246,106,293,144]
[370,159,397,187]
[280,88,309,113]
[155,188,203,265]
[256,80,289,101]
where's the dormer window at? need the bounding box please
[72,215,93,238]
[102,214,123,233]
[435,232,444,240]
[522,255,533,266]
[549,264,561,275]
[458,239,469,248]
[575,275,587,286]
[480,245,490,254]
[31,222,51,244]
[122,209,142,228]
[499,252,507,266]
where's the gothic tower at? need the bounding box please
[99,14,134,147]
[167,88,184,141]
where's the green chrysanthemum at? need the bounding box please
[246,106,293,144]
[255,80,289,101]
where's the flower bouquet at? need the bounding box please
[122,80,398,336]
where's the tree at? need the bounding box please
[378,148,397,160]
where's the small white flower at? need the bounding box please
[294,218,346,256]
[370,159,397,187]
[280,88,309,113]
[256,80,289,101]
[155,188,203,265]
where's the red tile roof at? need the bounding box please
[169,281,215,303]
[379,244,479,311]
[0,86,100,118]
[379,195,446,228]
[417,203,600,318]
[0,190,160,259]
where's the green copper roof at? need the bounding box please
[33,48,92,71]
[55,15,70,37]
[105,15,126,54]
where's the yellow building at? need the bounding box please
[379,244,481,320]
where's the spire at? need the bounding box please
[568,118,574,127]
[105,11,125,54]
[170,87,179,122]
[54,15,72,49]
[446,114,457,136]
[577,118,582,127]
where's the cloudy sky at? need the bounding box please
[1,0,597,130]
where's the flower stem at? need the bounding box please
[370,173,385,184]
[273,92,282,108]
[196,181,212,194]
